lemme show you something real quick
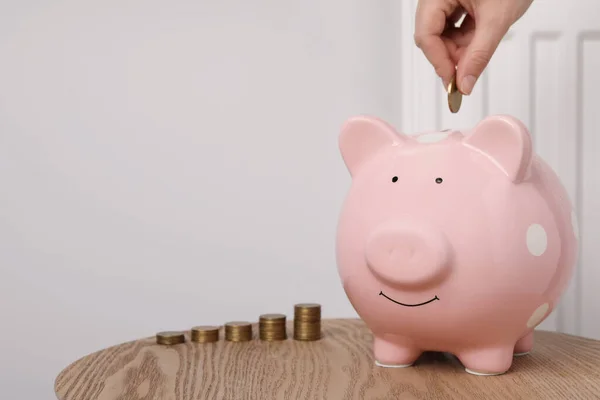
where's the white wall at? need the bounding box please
[0,1,598,399]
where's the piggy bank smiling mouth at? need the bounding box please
[379,291,439,307]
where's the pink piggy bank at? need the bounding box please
[335,115,579,376]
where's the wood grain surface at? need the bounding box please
[55,318,600,400]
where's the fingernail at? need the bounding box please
[460,75,477,95]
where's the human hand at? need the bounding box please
[414,0,534,95]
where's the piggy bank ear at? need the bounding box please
[464,115,533,183]
[339,116,408,176]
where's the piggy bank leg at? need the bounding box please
[373,335,421,368]
[457,346,514,376]
[513,332,534,356]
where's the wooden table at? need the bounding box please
[55,318,600,400]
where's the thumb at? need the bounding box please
[457,16,509,95]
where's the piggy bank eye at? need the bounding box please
[435,177,443,184]
[392,176,398,183]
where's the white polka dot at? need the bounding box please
[571,210,579,240]
[526,224,547,256]
[526,303,549,328]
[415,132,449,144]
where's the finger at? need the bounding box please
[442,36,461,65]
[414,0,457,87]
[456,15,510,94]
[454,46,468,63]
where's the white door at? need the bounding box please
[398,0,600,338]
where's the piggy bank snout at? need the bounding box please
[365,223,451,288]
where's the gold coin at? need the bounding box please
[224,321,253,342]
[294,303,321,322]
[259,332,287,341]
[294,303,321,310]
[294,320,321,326]
[294,320,319,326]
[260,322,286,327]
[293,334,321,340]
[191,326,220,343]
[293,320,321,341]
[259,314,287,341]
[156,331,185,345]
[259,313,287,322]
[447,75,462,113]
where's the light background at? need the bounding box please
[1,1,599,398]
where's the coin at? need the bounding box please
[294,303,321,321]
[259,314,287,341]
[224,321,253,342]
[293,321,321,341]
[156,331,185,345]
[293,303,321,341]
[260,313,287,322]
[447,75,462,113]
[191,326,220,343]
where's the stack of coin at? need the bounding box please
[293,303,321,341]
[259,314,287,341]
[191,326,220,343]
[224,321,253,342]
[156,331,185,345]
